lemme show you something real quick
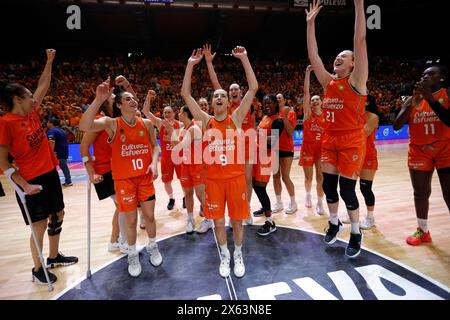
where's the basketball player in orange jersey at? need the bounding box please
[79,79,162,277]
[394,65,450,246]
[253,94,285,236]
[181,46,258,278]
[143,93,183,211]
[272,93,298,214]
[159,104,213,234]
[306,0,368,258]
[203,43,255,226]
[80,77,134,254]
[299,65,326,215]
[0,49,78,284]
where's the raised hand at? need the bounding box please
[203,44,216,63]
[143,89,156,115]
[306,65,313,72]
[46,49,56,62]
[95,78,113,102]
[232,46,247,60]
[115,75,130,88]
[188,48,204,66]
[305,0,323,23]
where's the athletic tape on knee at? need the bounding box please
[360,179,375,207]
[322,173,339,204]
[47,212,63,236]
[339,177,359,211]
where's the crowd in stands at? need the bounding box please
[0,54,423,143]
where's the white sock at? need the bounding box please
[418,218,428,233]
[329,212,339,225]
[276,195,282,204]
[128,244,137,254]
[220,243,230,258]
[317,197,324,206]
[148,237,156,246]
[187,212,194,219]
[367,211,374,219]
[351,222,361,234]
[234,244,242,255]
[267,216,273,223]
[168,194,174,199]
[290,196,296,205]
[306,192,312,200]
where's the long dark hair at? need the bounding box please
[0,82,27,112]
[366,94,379,117]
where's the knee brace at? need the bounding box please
[48,212,63,236]
[322,173,339,204]
[253,183,271,211]
[339,177,359,211]
[360,179,375,207]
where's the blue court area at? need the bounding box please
[58,226,449,300]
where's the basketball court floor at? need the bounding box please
[0,141,449,300]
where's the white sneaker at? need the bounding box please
[127,253,142,277]
[146,243,163,267]
[233,251,245,278]
[316,204,326,216]
[285,202,298,214]
[108,242,120,252]
[219,254,231,278]
[245,216,253,225]
[305,195,312,208]
[119,243,129,254]
[360,216,375,230]
[272,202,284,213]
[186,217,195,234]
[196,218,213,234]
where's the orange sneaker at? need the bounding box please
[406,228,432,246]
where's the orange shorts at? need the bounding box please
[253,155,272,184]
[299,142,322,167]
[161,154,181,183]
[362,146,378,171]
[204,175,250,221]
[321,130,366,178]
[180,164,205,188]
[408,140,450,171]
[114,174,155,212]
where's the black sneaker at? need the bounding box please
[46,253,79,268]
[346,232,363,258]
[182,197,186,209]
[62,182,73,187]
[32,267,57,284]
[167,198,175,210]
[253,208,265,217]
[257,221,277,236]
[324,220,344,244]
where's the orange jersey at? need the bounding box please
[409,89,450,145]
[257,114,279,148]
[110,117,152,180]
[303,113,326,143]
[92,115,112,175]
[229,102,255,131]
[204,115,245,180]
[160,121,181,159]
[0,107,58,180]
[278,109,297,152]
[178,122,205,165]
[322,77,367,133]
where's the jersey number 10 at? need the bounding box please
[132,158,144,170]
